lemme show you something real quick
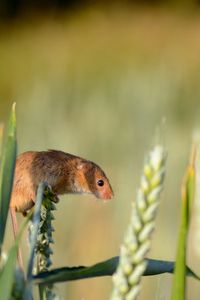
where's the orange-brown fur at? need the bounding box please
[10,150,113,214]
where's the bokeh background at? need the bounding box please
[1,0,200,299]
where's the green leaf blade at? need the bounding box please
[0,215,29,300]
[171,147,196,300]
[0,123,4,158]
[33,257,199,285]
[0,245,18,300]
[0,103,17,249]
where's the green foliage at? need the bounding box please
[0,103,17,249]
[33,256,199,285]
[0,216,29,300]
[110,145,167,299]
[35,188,57,299]
[171,146,196,300]
[0,123,4,157]
[23,182,48,300]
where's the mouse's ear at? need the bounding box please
[76,162,84,170]
[76,160,87,170]
[76,160,92,171]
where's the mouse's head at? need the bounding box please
[74,159,114,200]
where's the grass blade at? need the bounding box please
[171,145,196,300]
[0,123,4,158]
[33,257,199,285]
[0,215,29,300]
[0,103,17,249]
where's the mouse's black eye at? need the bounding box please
[97,179,104,187]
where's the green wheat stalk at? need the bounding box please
[110,145,167,300]
[192,135,200,260]
[171,144,196,300]
[32,185,59,300]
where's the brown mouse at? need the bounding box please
[10,150,113,214]
[10,150,113,270]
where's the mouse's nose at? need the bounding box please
[100,187,114,200]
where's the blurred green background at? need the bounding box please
[1,1,200,299]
